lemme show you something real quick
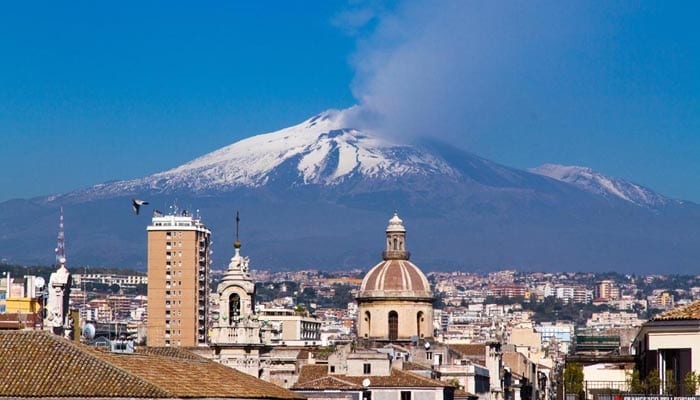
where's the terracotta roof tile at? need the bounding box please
[293,364,448,390]
[0,330,303,399]
[653,300,700,321]
[449,344,486,358]
[0,331,168,398]
[402,361,432,371]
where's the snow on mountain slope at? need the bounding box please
[529,164,677,208]
[81,109,458,197]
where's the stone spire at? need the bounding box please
[47,207,72,336]
[223,211,249,278]
[383,211,410,260]
[210,212,266,349]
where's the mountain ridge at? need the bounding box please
[2,109,699,274]
[529,163,680,208]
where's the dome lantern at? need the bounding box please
[383,211,409,261]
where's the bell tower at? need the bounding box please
[209,212,272,377]
[214,212,256,327]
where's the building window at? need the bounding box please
[363,363,371,374]
[426,351,432,360]
[363,391,372,400]
[435,353,443,365]
[229,293,241,322]
[330,366,336,373]
[388,311,398,341]
[416,311,423,337]
[400,391,411,400]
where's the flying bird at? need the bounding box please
[132,198,149,215]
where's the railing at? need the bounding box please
[382,250,410,259]
[577,381,700,400]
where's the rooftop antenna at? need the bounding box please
[55,207,66,267]
[234,211,241,249]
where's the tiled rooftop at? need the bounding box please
[0,330,303,399]
[653,300,700,321]
[449,344,486,358]
[293,364,448,390]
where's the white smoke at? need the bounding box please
[339,1,594,145]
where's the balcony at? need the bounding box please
[382,250,410,260]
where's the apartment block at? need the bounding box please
[146,212,211,347]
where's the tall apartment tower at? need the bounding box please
[147,211,211,347]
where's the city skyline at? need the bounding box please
[1,1,700,203]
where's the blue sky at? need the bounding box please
[1,1,699,202]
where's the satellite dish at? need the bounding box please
[34,276,45,289]
[82,323,96,340]
[424,341,431,350]
[362,378,371,388]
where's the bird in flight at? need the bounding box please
[132,198,149,215]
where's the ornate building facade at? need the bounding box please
[209,234,269,377]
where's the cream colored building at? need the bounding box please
[208,234,271,377]
[634,300,700,396]
[147,212,211,347]
[258,308,322,346]
[206,224,321,380]
[356,212,434,342]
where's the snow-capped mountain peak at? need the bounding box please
[529,163,674,208]
[80,109,458,197]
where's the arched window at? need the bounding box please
[393,238,398,250]
[365,311,371,336]
[416,311,424,337]
[229,293,241,324]
[389,311,398,340]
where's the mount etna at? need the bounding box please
[2,110,698,274]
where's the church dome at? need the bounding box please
[357,212,433,301]
[358,259,432,300]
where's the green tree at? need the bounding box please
[647,369,661,394]
[664,370,676,395]
[564,363,584,397]
[627,370,645,394]
[684,371,698,395]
